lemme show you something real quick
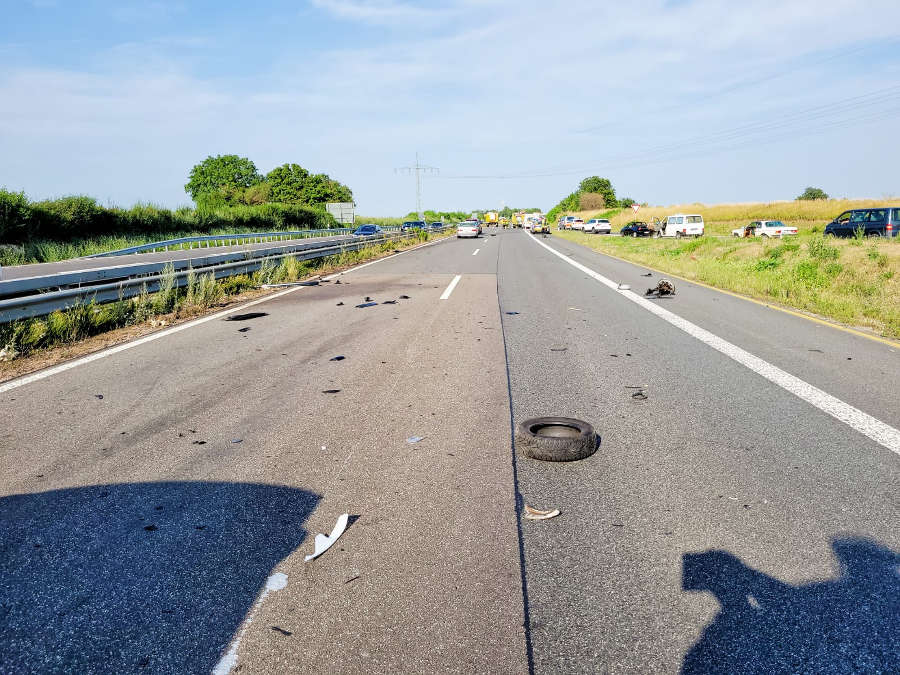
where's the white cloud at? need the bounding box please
[309,0,451,23]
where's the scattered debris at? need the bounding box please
[261,279,319,288]
[399,295,411,299]
[95,394,104,399]
[192,440,207,445]
[355,302,378,308]
[641,272,653,277]
[226,312,268,321]
[322,389,341,394]
[231,439,243,444]
[524,505,561,521]
[568,307,582,311]
[618,283,631,290]
[364,296,373,302]
[305,513,350,562]
[407,436,425,444]
[237,327,251,333]
[344,573,361,584]
[144,525,158,531]
[631,391,648,401]
[335,279,342,284]
[505,311,520,315]
[645,279,675,296]
[550,347,567,352]
[381,300,397,305]
[847,357,852,361]
[808,348,823,353]
[336,302,344,306]
[330,355,346,361]
[271,626,293,636]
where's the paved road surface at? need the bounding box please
[1,229,897,673]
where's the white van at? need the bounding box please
[654,214,704,238]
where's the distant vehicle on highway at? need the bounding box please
[401,221,426,231]
[585,218,612,234]
[457,221,480,238]
[823,208,900,238]
[654,214,704,238]
[571,218,586,231]
[429,222,443,230]
[731,220,798,238]
[620,221,651,237]
[352,224,383,236]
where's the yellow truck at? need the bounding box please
[484,211,499,226]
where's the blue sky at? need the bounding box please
[1,0,899,215]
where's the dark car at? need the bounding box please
[401,221,426,231]
[824,208,900,238]
[352,224,382,236]
[620,221,651,237]
[428,222,443,229]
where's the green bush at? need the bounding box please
[807,237,840,262]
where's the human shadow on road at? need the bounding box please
[681,537,899,674]
[0,481,320,673]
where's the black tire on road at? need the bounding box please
[515,417,597,462]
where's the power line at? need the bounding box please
[395,153,438,218]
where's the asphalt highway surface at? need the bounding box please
[1,228,897,674]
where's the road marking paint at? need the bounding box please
[529,234,900,456]
[0,287,301,395]
[472,248,480,256]
[0,234,456,394]
[440,275,462,300]
[555,233,900,348]
[213,572,288,675]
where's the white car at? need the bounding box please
[570,218,586,231]
[584,218,611,234]
[654,213,704,238]
[457,221,480,238]
[731,220,798,238]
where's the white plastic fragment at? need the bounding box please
[524,504,561,521]
[617,284,631,291]
[305,513,349,562]
[407,436,424,444]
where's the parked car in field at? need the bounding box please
[457,220,480,238]
[584,218,612,234]
[654,214,704,238]
[401,220,426,231]
[353,224,382,236]
[620,221,651,237]
[570,218,586,231]
[562,216,577,230]
[731,220,798,238]
[823,208,900,238]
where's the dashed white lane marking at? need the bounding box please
[440,275,462,300]
[472,248,480,256]
[529,234,900,456]
[213,572,288,675]
[0,235,455,394]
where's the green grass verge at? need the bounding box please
[553,230,900,339]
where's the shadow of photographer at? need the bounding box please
[682,536,899,674]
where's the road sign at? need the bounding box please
[326,202,355,225]
[631,204,641,213]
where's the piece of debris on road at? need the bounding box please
[524,504,561,521]
[305,513,350,562]
[645,279,675,296]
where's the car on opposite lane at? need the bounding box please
[429,222,444,230]
[401,221,426,232]
[352,224,383,236]
[620,221,652,237]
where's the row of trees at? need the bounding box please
[185,155,353,208]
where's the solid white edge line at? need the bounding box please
[440,275,462,300]
[472,248,480,256]
[0,234,455,395]
[528,234,900,456]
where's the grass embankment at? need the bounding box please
[554,227,900,339]
[0,229,445,369]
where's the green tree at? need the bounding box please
[579,176,616,208]
[266,163,310,203]
[184,155,262,204]
[796,186,829,201]
[301,173,353,205]
[619,197,636,208]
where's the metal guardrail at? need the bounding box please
[0,228,445,323]
[84,227,402,257]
